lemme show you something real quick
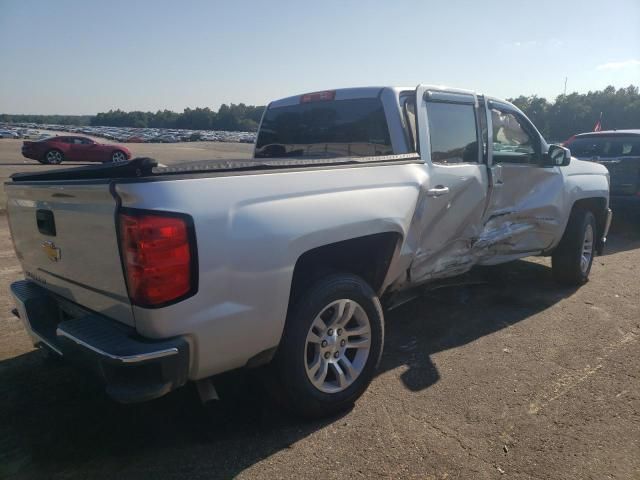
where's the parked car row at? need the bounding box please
[0,127,46,139]
[4,122,256,144]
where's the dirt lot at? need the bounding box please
[0,139,638,479]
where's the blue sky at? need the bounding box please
[1,0,638,114]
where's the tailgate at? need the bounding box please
[6,181,134,326]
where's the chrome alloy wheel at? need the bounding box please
[581,223,594,274]
[304,299,371,394]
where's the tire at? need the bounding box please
[44,149,63,164]
[552,209,596,285]
[274,273,384,419]
[111,150,127,163]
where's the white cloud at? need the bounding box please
[596,59,640,70]
[513,40,538,48]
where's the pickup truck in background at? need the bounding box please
[7,85,612,418]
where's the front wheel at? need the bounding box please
[552,209,596,285]
[274,273,384,418]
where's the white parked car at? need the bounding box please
[0,129,20,139]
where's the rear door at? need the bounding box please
[409,86,489,281]
[598,136,640,196]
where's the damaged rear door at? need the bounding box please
[409,86,489,282]
[481,100,564,258]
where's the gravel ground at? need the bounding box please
[0,139,638,479]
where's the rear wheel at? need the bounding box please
[274,273,384,418]
[111,150,127,163]
[44,149,63,164]
[552,209,596,285]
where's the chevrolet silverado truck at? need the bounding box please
[7,85,612,418]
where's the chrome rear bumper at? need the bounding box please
[11,280,190,403]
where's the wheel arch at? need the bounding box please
[289,231,403,306]
[244,232,401,370]
[111,148,127,158]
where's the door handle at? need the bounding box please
[36,209,56,236]
[426,185,450,197]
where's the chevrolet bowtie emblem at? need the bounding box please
[42,241,61,262]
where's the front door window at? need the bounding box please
[491,109,538,164]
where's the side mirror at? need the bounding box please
[543,144,571,167]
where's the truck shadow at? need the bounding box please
[0,258,583,478]
[380,260,575,391]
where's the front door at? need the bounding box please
[409,86,490,282]
[482,100,564,256]
[68,137,96,162]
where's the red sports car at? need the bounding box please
[22,136,132,164]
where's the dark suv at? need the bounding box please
[566,130,640,208]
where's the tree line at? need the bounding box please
[90,104,265,131]
[0,114,92,126]
[508,85,640,141]
[2,85,638,136]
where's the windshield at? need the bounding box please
[255,97,393,158]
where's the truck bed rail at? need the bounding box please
[9,154,421,183]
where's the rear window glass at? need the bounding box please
[255,98,393,158]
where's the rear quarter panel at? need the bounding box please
[115,163,425,379]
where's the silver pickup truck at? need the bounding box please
[7,85,612,418]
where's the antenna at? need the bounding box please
[563,77,568,96]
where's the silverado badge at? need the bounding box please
[41,241,61,262]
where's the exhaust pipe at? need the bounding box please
[195,378,219,403]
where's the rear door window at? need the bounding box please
[618,137,640,156]
[255,97,393,158]
[427,102,479,164]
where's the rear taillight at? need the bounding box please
[118,210,197,307]
[300,90,336,103]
